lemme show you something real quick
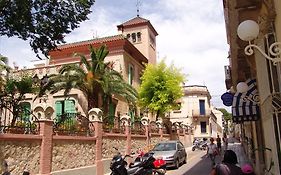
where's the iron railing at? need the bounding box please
[53,113,92,136]
[0,110,40,134]
[131,121,145,135]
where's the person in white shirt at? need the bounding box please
[223,133,228,150]
[207,137,218,166]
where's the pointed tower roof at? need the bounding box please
[117,16,158,36]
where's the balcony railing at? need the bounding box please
[192,109,211,117]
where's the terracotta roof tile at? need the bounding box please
[120,16,149,26]
[57,34,125,49]
[117,16,158,36]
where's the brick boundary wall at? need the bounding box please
[0,119,193,175]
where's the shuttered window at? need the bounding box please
[21,102,31,121]
[55,101,63,117]
[55,99,76,117]
[65,100,75,113]
[128,64,134,85]
[199,100,205,115]
[201,122,207,133]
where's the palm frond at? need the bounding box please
[75,53,91,71]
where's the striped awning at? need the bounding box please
[232,79,260,123]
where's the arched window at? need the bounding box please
[137,32,141,42]
[126,33,131,40]
[132,33,136,42]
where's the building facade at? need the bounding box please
[169,85,223,139]
[223,0,281,174]
[6,16,158,124]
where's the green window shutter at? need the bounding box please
[21,102,31,121]
[55,101,63,117]
[109,103,116,124]
[129,110,135,123]
[65,100,75,113]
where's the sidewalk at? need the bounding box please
[227,137,249,167]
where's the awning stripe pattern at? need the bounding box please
[232,79,260,123]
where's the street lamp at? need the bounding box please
[237,20,281,65]
[236,81,260,103]
[41,74,49,86]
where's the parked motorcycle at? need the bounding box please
[110,147,166,175]
[192,139,208,151]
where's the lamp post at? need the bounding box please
[237,20,281,65]
[32,74,49,87]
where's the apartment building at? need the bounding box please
[169,85,223,139]
[223,0,281,174]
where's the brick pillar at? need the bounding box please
[94,121,104,175]
[177,127,180,137]
[185,129,191,147]
[39,119,53,175]
[145,125,150,146]
[125,125,131,156]
[159,127,163,140]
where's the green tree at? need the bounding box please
[138,60,185,119]
[42,45,138,118]
[0,0,95,59]
[0,55,11,91]
[101,68,138,123]
[0,73,36,126]
[217,108,232,133]
[0,55,10,73]
[217,108,232,121]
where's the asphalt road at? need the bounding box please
[166,149,223,175]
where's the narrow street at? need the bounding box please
[167,138,245,175]
[167,150,223,175]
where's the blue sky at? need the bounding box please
[0,0,230,110]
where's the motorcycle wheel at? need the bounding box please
[192,147,195,151]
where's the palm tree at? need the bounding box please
[101,67,138,122]
[1,75,35,126]
[43,45,138,118]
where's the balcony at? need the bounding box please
[192,109,211,117]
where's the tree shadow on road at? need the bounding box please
[182,154,222,175]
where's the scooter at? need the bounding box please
[110,148,166,175]
[192,139,208,151]
[129,150,166,175]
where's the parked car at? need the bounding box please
[150,140,187,169]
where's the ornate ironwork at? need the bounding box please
[53,113,92,136]
[245,42,281,65]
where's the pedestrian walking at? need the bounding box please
[241,164,256,175]
[207,137,218,166]
[210,150,243,175]
[223,133,228,150]
[216,134,222,153]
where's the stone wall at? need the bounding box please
[0,140,41,175]
[131,137,146,152]
[52,140,96,171]
[151,135,169,146]
[102,137,126,158]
